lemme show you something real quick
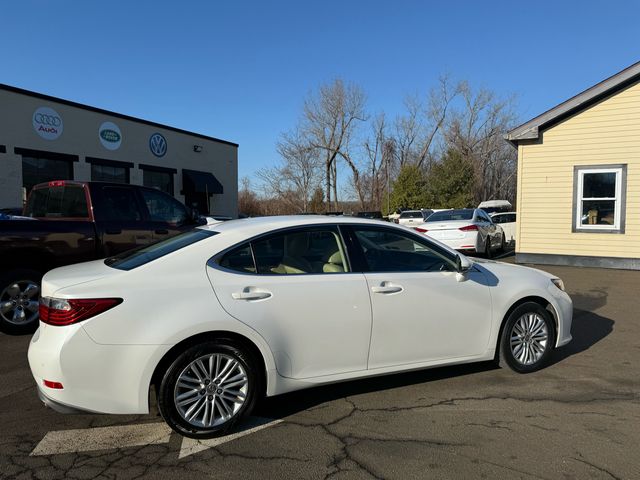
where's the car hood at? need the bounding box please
[471,258,558,281]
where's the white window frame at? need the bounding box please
[573,165,626,233]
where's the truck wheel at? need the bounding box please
[0,269,42,335]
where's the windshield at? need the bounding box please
[426,209,474,222]
[105,229,216,270]
[25,185,89,218]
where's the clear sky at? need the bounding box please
[2,1,639,183]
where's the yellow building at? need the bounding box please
[506,61,640,270]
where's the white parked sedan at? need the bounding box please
[414,208,505,257]
[29,216,572,438]
[491,211,517,245]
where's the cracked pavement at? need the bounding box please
[1,260,639,479]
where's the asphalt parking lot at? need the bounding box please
[1,258,639,480]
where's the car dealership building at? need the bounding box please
[0,84,238,217]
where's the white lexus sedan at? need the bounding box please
[29,216,572,438]
[414,208,505,257]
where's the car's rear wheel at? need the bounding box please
[484,237,493,259]
[157,340,259,438]
[498,302,555,373]
[0,269,42,335]
[498,233,506,253]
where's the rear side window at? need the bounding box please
[106,229,216,270]
[25,185,88,218]
[100,187,142,221]
[141,188,188,225]
[217,227,349,275]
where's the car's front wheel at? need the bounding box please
[498,302,555,373]
[157,340,259,438]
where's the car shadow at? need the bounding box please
[549,288,613,365]
[256,290,614,420]
[254,361,498,419]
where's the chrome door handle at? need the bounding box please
[232,289,272,301]
[371,283,404,294]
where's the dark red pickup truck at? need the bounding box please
[0,181,203,334]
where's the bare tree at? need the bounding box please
[257,130,323,213]
[301,79,367,210]
[443,82,518,204]
[392,75,462,170]
[238,177,264,216]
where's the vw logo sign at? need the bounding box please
[149,133,167,157]
[33,107,63,140]
[99,121,122,151]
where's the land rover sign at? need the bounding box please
[99,121,122,150]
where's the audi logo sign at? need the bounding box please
[149,133,167,157]
[33,107,63,140]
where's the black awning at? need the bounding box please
[182,169,224,195]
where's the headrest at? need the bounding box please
[327,251,343,264]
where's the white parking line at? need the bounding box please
[29,417,282,458]
[31,422,172,456]
[179,417,283,458]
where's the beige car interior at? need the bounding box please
[270,231,348,274]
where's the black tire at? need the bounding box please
[498,302,556,373]
[0,269,42,335]
[484,237,493,259]
[498,233,506,253]
[157,340,259,439]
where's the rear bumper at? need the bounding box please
[37,387,98,415]
[424,231,479,251]
[28,324,168,415]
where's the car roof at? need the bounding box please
[199,215,390,235]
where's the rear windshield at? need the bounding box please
[426,209,474,222]
[25,185,89,218]
[400,211,423,218]
[105,229,216,270]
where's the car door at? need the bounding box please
[139,187,192,241]
[346,225,493,369]
[207,225,372,380]
[92,185,153,256]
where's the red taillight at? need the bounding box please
[459,224,479,231]
[43,380,64,389]
[414,227,428,233]
[39,297,122,326]
[48,180,66,187]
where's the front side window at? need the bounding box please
[352,227,456,272]
[574,165,626,232]
[141,188,188,225]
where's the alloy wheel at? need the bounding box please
[510,313,549,365]
[173,353,249,428]
[0,280,39,325]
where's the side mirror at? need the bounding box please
[455,254,472,273]
[455,255,472,282]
